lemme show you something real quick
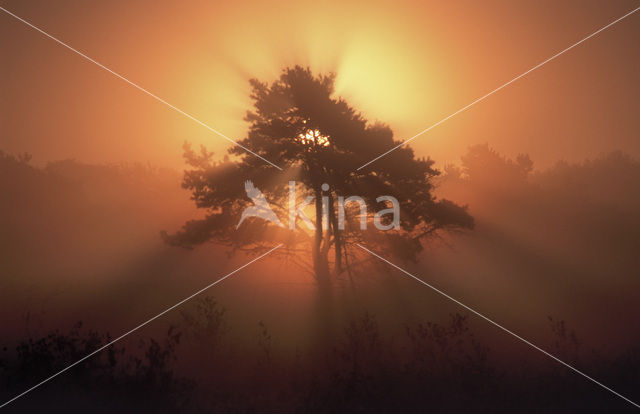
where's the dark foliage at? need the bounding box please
[0,323,193,413]
[3,307,638,413]
[163,67,473,278]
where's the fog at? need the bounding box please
[2,143,640,410]
[2,145,638,352]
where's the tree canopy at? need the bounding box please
[163,66,473,282]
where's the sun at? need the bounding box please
[298,129,330,147]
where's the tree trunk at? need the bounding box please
[310,185,334,361]
[328,192,342,274]
[312,186,329,279]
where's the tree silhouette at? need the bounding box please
[163,66,473,285]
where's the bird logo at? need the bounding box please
[236,180,284,229]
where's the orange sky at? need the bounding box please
[2,0,639,169]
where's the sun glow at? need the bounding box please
[298,129,330,147]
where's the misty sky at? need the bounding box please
[2,0,639,169]
[2,4,640,411]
